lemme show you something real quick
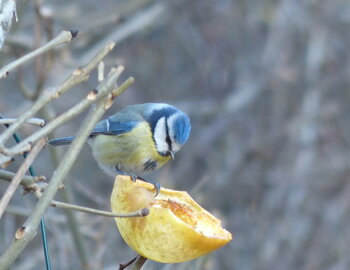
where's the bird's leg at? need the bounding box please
[116,166,160,196]
[136,176,161,197]
[115,167,138,182]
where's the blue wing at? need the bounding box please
[48,111,141,146]
[90,118,137,136]
[48,120,136,146]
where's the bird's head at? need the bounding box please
[147,104,191,159]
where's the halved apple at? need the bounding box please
[111,175,232,263]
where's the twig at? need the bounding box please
[0,42,117,160]
[0,137,47,220]
[0,30,76,78]
[0,67,134,269]
[0,155,13,169]
[0,41,115,154]
[0,168,46,187]
[1,72,133,159]
[1,171,139,220]
[0,118,46,127]
[119,256,138,270]
[130,256,147,270]
[50,200,149,218]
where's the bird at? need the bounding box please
[48,103,191,194]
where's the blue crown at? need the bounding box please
[173,113,191,145]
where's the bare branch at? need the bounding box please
[119,256,138,270]
[0,170,148,219]
[0,137,47,220]
[0,118,46,127]
[0,30,76,78]
[130,256,147,270]
[0,169,46,187]
[0,41,116,160]
[50,200,149,218]
[0,155,13,169]
[0,71,133,159]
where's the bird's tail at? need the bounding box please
[48,136,75,146]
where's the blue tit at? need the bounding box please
[48,103,191,179]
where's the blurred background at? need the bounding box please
[1,0,350,269]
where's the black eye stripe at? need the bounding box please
[165,119,172,151]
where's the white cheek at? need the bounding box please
[167,114,177,141]
[154,117,168,153]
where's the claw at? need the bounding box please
[130,174,137,182]
[153,182,161,197]
[137,177,161,197]
[115,167,137,182]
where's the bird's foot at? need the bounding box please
[129,174,138,182]
[133,176,161,197]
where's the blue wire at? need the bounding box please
[10,131,52,269]
[39,218,51,270]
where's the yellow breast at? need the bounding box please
[90,122,171,176]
